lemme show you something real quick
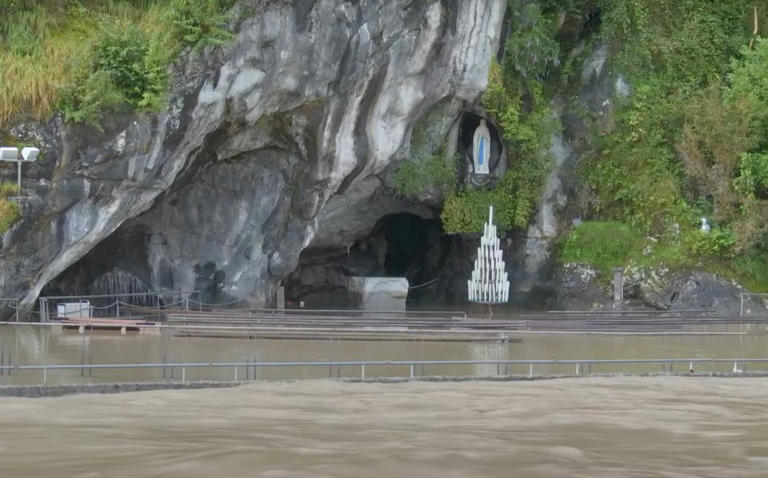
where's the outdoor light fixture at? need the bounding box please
[0,147,18,161]
[0,146,39,191]
[21,147,39,162]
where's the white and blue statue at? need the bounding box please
[700,217,710,234]
[472,119,491,175]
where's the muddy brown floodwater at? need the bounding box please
[2,325,768,384]
[1,377,767,477]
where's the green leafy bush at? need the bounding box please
[0,200,20,235]
[0,0,235,128]
[559,221,643,278]
[735,152,768,197]
[0,181,22,235]
[585,0,755,234]
[441,188,512,234]
[394,152,457,199]
[732,251,768,291]
[59,70,126,128]
[684,228,736,258]
[0,182,21,199]
[95,22,153,105]
[164,0,235,50]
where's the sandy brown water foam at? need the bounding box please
[1,377,767,477]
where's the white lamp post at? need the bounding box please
[0,146,39,191]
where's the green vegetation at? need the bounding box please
[560,221,740,282]
[564,0,768,289]
[0,182,21,235]
[395,123,457,199]
[394,151,457,199]
[440,2,559,234]
[559,221,644,280]
[0,0,234,129]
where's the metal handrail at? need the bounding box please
[1,357,766,385]
[3,357,768,371]
[39,291,201,300]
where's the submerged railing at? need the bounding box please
[1,357,767,385]
[35,291,204,322]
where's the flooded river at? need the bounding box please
[2,324,768,384]
[2,377,767,477]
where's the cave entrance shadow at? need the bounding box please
[286,213,471,308]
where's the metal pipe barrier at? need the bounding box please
[739,292,768,317]
[36,291,203,322]
[1,357,767,385]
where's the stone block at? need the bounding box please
[347,277,408,312]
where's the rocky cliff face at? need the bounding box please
[0,0,506,310]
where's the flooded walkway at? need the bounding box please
[1,377,767,477]
[2,324,768,384]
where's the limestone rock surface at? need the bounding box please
[0,0,505,309]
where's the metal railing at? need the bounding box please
[739,292,768,317]
[1,357,767,385]
[36,291,203,322]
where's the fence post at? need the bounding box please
[38,298,46,323]
[612,267,624,306]
[361,364,365,379]
[182,366,186,383]
[410,364,414,378]
[740,293,744,317]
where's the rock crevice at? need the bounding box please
[1,0,506,309]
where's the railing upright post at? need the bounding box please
[182,366,186,383]
[740,293,744,317]
[361,364,365,379]
[38,298,46,323]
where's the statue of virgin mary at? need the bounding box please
[472,119,491,175]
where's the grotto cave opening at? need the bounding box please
[285,212,471,308]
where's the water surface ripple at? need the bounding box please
[2,377,767,477]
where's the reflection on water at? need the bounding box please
[1,377,767,477]
[469,341,506,376]
[1,325,768,384]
